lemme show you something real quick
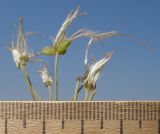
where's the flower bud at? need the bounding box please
[41,40,71,56]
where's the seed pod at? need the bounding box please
[41,46,56,55]
[56,40,71,55]
[41,40,71,55]
[84,79,96,92]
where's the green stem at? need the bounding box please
[48,86,53,101]
[54,54,59,101]
[21,65,39,101]
[88,90,96,101]
[72,77,81,101]
[76,79,86,96]
[84,90,89,101]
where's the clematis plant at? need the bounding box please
[83,52,112,101]
[39,7,127,101]
[39,64,53,101]
[8,7,149,101]
[8,17,33,68]
[72,39,113,101]
[8,17,39,101]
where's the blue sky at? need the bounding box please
[0,1,159,100]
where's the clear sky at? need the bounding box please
[0,0,159,100]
